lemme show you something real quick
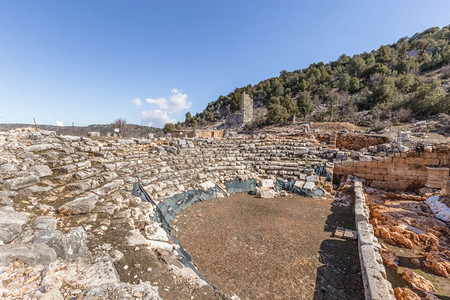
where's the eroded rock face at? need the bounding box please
[402,269,437,293]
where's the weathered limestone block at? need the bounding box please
[46,227,91,260]
[260,179,274,189]
[30,164,53,178]
[260,189,276,198]
[198,180,215,190]
[5,174,40,190]
[0,163,18,176]
[0,243,57,266]
[145,222,169,242]
[58,160,92,173]
[0,191,14,207]
[32,229,63,244]
[58,193,99,215]
[128,229,173,252]
[303,182,315,191]
[93,179,124,196]
[294,180,305,188]
[41,254,119,292]
[32,215,57,230]
[27,143,55,152]
[0,208,29,243]
[306,175,319,182]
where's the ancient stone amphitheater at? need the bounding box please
[0,127,448,300]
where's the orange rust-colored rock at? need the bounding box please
[402,269,437,293]
[423,251,450,278]
[393,287,421,300]
[381,248,399,269]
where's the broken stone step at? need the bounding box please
[4,174,40,190]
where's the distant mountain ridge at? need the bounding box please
[179,25,450,130]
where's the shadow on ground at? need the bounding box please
[313,201,364,300]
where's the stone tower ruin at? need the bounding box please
[241,92,253,124]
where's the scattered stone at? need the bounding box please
[41,254,120,291]
[30,164,53,178]
[397,144,409,153]
[198,180,216,190]
[58,193,99,215]
[0,208,29,243]
[78,282,161,300]
[260,189,276,198]
[393,287,421,300]
[45,227,91,260]
[5,174,40,190]
[294,180,305,188]
[32,215,57,230]
[40,289,64,300]
[303,181,315,191]
[422,251,450,278]
[260,179,274,189]
[110,249,124,262]
[27,143,55,152]
[0,243,57,267]
[380,249,399,270]
[306,175,319,182]
[402,269,437,293]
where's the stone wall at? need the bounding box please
[336,133,390,151]
[334,149,450,191]
[353,179,395,300]
[241,92,253,124]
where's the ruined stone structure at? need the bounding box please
[224,92,254,127]
[0,127,448,299]
[241,92,253,124]
[334,145,450,191]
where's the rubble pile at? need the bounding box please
[364,189,450,299]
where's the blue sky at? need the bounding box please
[1,1,449,127]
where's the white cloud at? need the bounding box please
[141,110,176,128]
[132,98,142,107]
[55,121,64,127]
[145,89,191,113]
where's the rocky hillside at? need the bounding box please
[181,25,450,129]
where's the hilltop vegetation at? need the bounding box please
[180,25,450,129]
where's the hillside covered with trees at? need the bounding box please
[178,25,450,130]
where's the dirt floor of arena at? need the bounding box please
[173,193,364,300]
